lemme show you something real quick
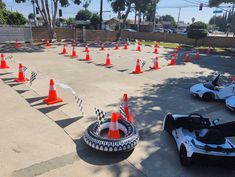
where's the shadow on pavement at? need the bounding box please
[74,137,133,166]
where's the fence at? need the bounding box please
[1,26,235,48]
[0,25,32,43]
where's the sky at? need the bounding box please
[4,0,231,23]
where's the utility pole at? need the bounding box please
[177,8,181,24]
[99,0,103,30]
[153,0,157,31]
[32,0,37,26]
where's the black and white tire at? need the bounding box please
[83,119,139,152]
[202,92,214,102]
[179,144,191,166]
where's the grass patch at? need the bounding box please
[141,40,234,55]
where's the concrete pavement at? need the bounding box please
[1,42,235,177]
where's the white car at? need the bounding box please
[226,96,235,111]
[163,113,235,166]
[190,74,235,101]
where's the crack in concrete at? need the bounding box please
[12,153,78,177]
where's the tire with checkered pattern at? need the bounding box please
[83,119,139,152]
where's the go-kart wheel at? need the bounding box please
[202,92,213,102]
[179,144,191,166]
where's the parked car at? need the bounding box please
[153,28,164,33]
[164,29,173,33]
[122,29,137,32]
[177,30,187,36]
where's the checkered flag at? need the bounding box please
[22,66,27,73]
[139,59,146,68]
[29,71,37,86]
[74,95,84,115]
[94,108,106,125]
[119,102,127,120]
[5,56,15,63]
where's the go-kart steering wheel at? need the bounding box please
[189,113,203,119]
[188,113,210,130]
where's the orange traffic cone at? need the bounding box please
[184,51,190,62]
[60,44,68,54]
[85,51,91,61]
[108,112,120,139]
[136,44,141,51]
[84,45,89,52]
[15,64,29,83]
[168,55,176,66]
[138,40,141,45]
[195,51,200,60]
[15,40,20,49]
[43,79,63,105]
[100,43,105,51]
[120,93,133,123]
[132,59,143,74]
[0,54,9,69]
[71,47,77,58]
[123,42,128,50]
[114,42,119,50]
[150,56,160,70]
[154,41,159,48]
[45,39,51,47]
[153,47,158,54]
[104,53,112,67]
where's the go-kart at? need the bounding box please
[226,96,235,112]
[163,113,235,166]
[190,74,235,101]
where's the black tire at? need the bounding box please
[179,144,191,166]
[83,119,139,152]
[163,114,175,134]
[202,92,213,102]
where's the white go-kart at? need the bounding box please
[225,96,235,112]
[190,74,235,102]
[163,113,235,166]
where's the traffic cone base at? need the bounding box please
[150,66,160,70]
[15,78,29,83]
[0,66,9,69]
[0,60,9,69]
[43,96,63,105]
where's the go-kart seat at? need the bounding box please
[175,116,211,131]
[196,129,225,145]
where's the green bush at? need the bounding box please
[189,21,207,29]
[188,21,208,40]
